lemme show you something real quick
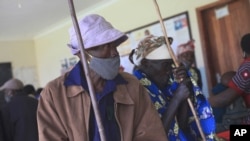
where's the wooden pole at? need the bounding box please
[67,0,106,141]
[152,0,206,140]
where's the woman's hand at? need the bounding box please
[172,65,188,83]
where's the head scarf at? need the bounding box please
[129,35,173,66]
[176,40,195,57]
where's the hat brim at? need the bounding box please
[0,84,7,91]
[84,28,128,49]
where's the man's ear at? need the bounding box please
[77,52,91,64]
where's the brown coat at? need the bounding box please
[37,72,167,141]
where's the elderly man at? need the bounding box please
[129,35,216,141]
[0,78,38,141]
[37,14,168,141]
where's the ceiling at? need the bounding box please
[0,0,110,41]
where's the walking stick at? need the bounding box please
[152,0,206,140]
[67,0,106,141]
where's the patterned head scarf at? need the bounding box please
[129,35,173,66]
[176,39,195,57]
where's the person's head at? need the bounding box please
[129,35,174,89]
[0,78,24,102]
[176,40,195,68]
[23,84,36,96]
[67,14,128,80]
[221,71,236,86]
[241,33,250,58]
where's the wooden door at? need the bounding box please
[197,0,250,95]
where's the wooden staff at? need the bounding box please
[152,0,206,140]
[67,0,106,141]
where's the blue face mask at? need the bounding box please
[4,90,13,103]
[88,55,120,80]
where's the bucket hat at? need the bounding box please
[0,78,24,91]
[68,14,128,54]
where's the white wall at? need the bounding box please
[0,40,39,88]
[0,0,219,96]
[34,0,218,96]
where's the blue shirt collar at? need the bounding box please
[64,61,127,96]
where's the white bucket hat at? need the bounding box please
[129,35,173,66]
[68,14,128,54]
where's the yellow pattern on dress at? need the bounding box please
[159,95,166,106]
[140,78,151,86]
[154,101,163,111]
[173,122,180,141]
[189,68,198,83]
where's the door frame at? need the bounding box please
[196,0,244,94]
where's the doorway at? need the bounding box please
[0,62,12,86]
[197,0,250,95]
[0,62,12,108]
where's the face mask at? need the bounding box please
[88,55,120,80]
[4,95,12,103]
[4,91,13,103]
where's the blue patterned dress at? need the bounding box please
[133,69,216,141]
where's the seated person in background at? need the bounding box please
[129,35,216,141]
[176,40,203,89]
[208,33,250,124]
[211,71,236,132]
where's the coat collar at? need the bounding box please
[64,61,87,97]
[64,61,133,105]
[113,85,134,105]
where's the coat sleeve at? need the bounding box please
[0,111,4,141]
[1,105,13,141]
[133,84,168,141]
[37,87,68,141]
